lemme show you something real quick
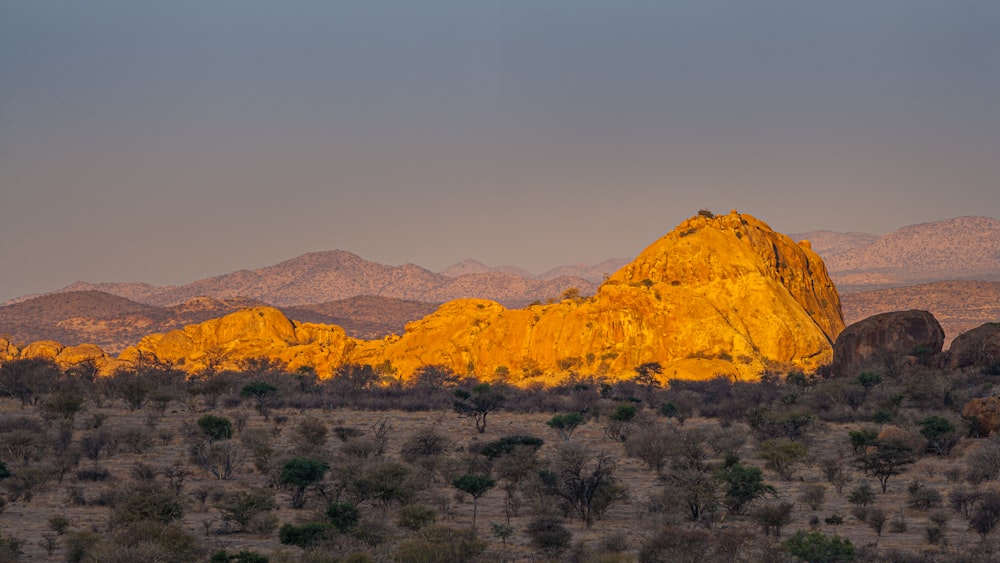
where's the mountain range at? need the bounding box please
[2,215,998,357]
[22,250,601,309]
[792,215,1000,292]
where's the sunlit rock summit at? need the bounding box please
[16,211,846,384]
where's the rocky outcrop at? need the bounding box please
[107,211,844,383]
[5,212,846,384]
[0,338,19,362]
[949,323,1000,371]
[830,310,944,378]
[20,340,65,360]
[963,397,1000,437]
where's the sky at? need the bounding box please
[1,1,998,302]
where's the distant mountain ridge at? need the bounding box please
[23,250,598,309]
[795,216,1000,292]
[787,230,880,257]
[7,216,999,309]
[439,257,629,282]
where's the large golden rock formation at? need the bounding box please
[106,211,843,384]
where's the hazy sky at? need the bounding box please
[1,1,998,302]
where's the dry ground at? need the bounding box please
[2,398,999,562]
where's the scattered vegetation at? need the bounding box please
[0,355,997,560]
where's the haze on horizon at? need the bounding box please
[1,1,998,303]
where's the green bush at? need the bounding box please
[526,517,572,556]
[326,501,361,532]
[480,435,544,459]
[211,550,269,563]
[197,415,234,442]
[278,522,334,548]
[782,530,855,562]
[280,458,329,508]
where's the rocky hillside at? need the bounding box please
[439,258,628,282]
[0,291,440,353]
[0,292,265,353]
[818,216,1000,291]
[27,250,596,308]
[8,211,845,384]
[538,258,631,282]
[841,281,1000,346]
[787,230,880,257]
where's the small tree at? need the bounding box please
[546,413,585,441]
[867,507,888,538]
[453,383,505,434]
[197,415,234,442]
[239,382,277,418]
[848,483,876,509]
[753,501,794,538]
[604,403,638,442]
[452,474,495,528]
[40,391,85,422]
[411,364,460,390]
[919,415,958,456]
[216,489,276,533]
[280,458,329,508]
[758,438,808,481]
[970,491,1000,541]
[633,361,663,391]
[714,460,775,515]
[326,501,361,532]
[541,444,627,527]
[848,429,878,454]
[855,437,915,493]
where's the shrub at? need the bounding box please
[197,415,234,442]
[326,501,361,533]
[393,525,486,563]
[906,480,942,510]
[782,530,856,562]
[278,522,334,548]
[758,438,808,480]
[753,501,794,538]
[714,460,775,515]
[280,458,329,508]
[216,489,276,533]
[546,413,586,441]
[526,517,572,557]
[292,416,328,452]
[111,483,184,526]
[638,527,712,563]
[799,484,826,511]
[480,435,544,460]
[398,504,437,531]
[210,550,269,563]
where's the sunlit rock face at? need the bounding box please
[119,307,355,376]
[356,210,843,383]
[13,211,845,385]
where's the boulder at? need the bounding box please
[0,338,19,362]
[963,396,1000,437]
[20,340,65,360]
[949,323,1000,371]
[831,310,944,378]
